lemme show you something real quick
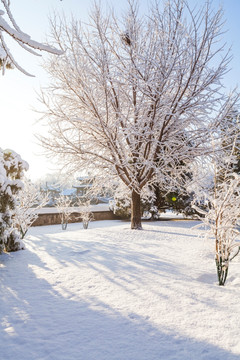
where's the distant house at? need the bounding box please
[73,176,93,197]
[41,183,61,207]
[60,188,77,197]
[41,177,110,207]
[59,188,77,205]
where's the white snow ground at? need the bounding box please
[1,220,240,360]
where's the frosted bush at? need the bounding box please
[0,149,28,253]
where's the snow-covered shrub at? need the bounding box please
[114,197,131,219]
[140,186,159,219]
[164,190,196,217]
[141,185,195,219]
[0,149,28,253]
[56,195,73,230]
[13,178,49,239]
[110,185,159,220]
[78,200,93,229]
[108,183,131,219]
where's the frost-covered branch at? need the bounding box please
[0,0,62,75]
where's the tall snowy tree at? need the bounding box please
[39,0,231,229]
[0,0,62,75]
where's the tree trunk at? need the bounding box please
[62,222,68,230]
[216,256,229,286]
[83,221,89,229]
[131,190,142,230]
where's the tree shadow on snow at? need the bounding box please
[21,223,213,305]
[24,229,185,285]
[197,273,219,285]
[0,251,239,360]
[141,220,204,239]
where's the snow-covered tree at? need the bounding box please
[0,0,62,75]
[56,194,72,230]
[0,149,28,253]
[39,0,231,229]
[13,178,49,239]
[193,173,240,286]
[78,199,93,229]
[193,106,240,286]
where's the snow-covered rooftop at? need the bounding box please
[60,188,77,196]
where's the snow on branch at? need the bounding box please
[0,0,62,75]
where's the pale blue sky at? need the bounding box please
[0,0,239,181]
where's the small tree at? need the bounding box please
[193,109,240,286]
[13,178,49,239]
[194,172,240,286]
[56,195,72,230]
[78,200,93,229]
[0,149,28,253]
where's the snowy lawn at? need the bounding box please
[1,220,240,360]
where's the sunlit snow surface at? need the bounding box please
[1,220,240,360]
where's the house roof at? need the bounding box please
[60,189,77,196]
